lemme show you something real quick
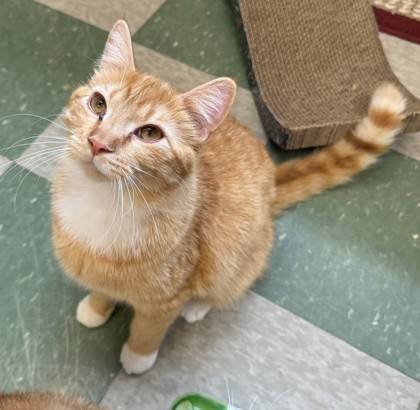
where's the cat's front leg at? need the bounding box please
[76,291,117,328]
[181,299,211,323]
[120,304,182,375]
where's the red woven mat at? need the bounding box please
[373,1,420,44]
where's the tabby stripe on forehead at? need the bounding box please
[108,88,121,100]
[124,83,134,101]
[144,105,157,120]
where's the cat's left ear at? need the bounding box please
[182,78,236,142]
[98,20,135,72]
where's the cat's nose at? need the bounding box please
[88,137,114,157]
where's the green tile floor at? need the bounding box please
[261,147,420,379]
[0,165,130,399]
[0,0,107,160]
[0,0,419,402]
[133,0,249,89]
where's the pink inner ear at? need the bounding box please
[99,20,135,71]
[183,78,236,142]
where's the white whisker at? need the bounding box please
[131,165,163,181]
[16,146,68,169]
[248,392,263,410]
[265,389,292,410]
[0,113,74,135]
[98,179,120,251]
[127,175,163,248]
[13,150,67,213]
[114,178,125,248]
[0,146,67,187]
[225,376,232,407]
[124,177,137,252]
[0,135,66,155]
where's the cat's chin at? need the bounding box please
[79,158,114,181]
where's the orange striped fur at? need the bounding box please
[0,392,100,410]
[272,83,405,212]
[51,20,406,374]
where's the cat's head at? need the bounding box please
[63,20,236,189]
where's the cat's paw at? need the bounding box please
[120,343,158,375]
[76,295,112,328]
[181,300,211,323]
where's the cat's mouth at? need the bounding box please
[79,154,114,180]
[92,157,117,179]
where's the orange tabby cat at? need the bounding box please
[0,392,100,410]
[51,20,405,374]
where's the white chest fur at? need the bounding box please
[53,161,150,254]
[52,159,197,255]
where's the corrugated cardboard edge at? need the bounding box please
[233,0,420,149]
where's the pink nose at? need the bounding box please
[89,137,113,157]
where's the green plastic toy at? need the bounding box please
[171,393,243,410]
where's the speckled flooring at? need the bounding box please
[0,0,419,408]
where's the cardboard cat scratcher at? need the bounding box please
[232,0,420,149]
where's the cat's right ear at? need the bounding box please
[97,20,135,72]
[182,78,236,142]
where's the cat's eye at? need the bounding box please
[134,126,164,142]
[89,92,107,117]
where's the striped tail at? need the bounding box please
[272,83,406,213]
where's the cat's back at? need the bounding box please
[0,393,100,410]
[203,115,275,192]
[197,114,276,228]
[192,115,276,304]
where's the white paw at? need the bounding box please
[120,343,158,375]
[76,295,111,328]
[181,300,211,323]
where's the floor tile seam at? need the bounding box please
[130,0,169,36]
[248,290,420,383]
[100,289,420,408]
[23,0,420,164]
[130,41,252,93]
[5,160,50,182]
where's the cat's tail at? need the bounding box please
[272,83,406,213]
